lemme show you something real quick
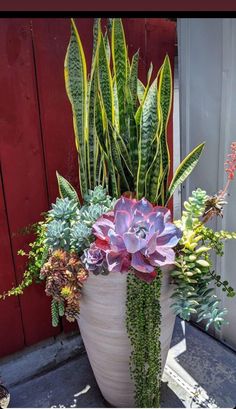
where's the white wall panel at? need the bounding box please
[178,18,236,349]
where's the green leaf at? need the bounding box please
[109,125,130,192]
[136,79,158,199]
[95,94,108,157]
[129,50,139,109]
[158,55,172,200]
[137,79,145,105]
[87,19,101,189]
[104,30,111,64]
[135,62,153,125]
[98,33,114,125]
[56,172,80,204]
[92,18,100,62]
[64,19,88,196]
[145,103,163,202]
[111,18,128,140]
[166,142,205,204]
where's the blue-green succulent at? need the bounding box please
[70,222,92,252]
[45,220,71,250]
[49,197,78,221]
[45,185,115,255]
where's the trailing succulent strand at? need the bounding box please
[172,188,236,331]
[126,271,162,408]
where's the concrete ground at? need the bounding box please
[1,317,236,408]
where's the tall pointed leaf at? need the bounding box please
[64,19,88,195]
[112,18,128,140]
[87,20,101,189]
[95,94,108,156]
[126,87,138,181]
[145,107,163,202]
[104,31,111,64]
[129,50,139,109]
[136,79,158,199]
[109,128,130,192]
[166,143,205,204]
[56,172,80,204]
[135,62,153,125]
[158,55,172,197]
[92,18,100,62]
[137,79,145,105]
[98,33,114,125]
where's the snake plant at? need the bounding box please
[61,18,204,206]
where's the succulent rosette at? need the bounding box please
[82,196,182,282]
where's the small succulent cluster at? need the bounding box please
[45,186,115,255]
[172,188,236,331]
[182,188,208,224]
[40,249,88,325]
[83,196,182,282]
[40,186,115,324]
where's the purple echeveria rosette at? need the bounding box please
[82,196,182,282]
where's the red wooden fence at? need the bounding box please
[0,18,176,358]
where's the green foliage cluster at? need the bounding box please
[0,222,47,300]
[172,189,236,331]
[65,18,204,205]
[126,271,162,408]
[200,226,236,257]
[45,185,115,254]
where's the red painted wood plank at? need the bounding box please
[0,18,60,351]
[0,170,25,358]
[31,18,94,205]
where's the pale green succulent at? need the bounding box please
[45,185,115,255]
[45,220,71,251]
[83,186,115,207]
[172,188,235,332]
[49,197,78,221]
[70,222,92,252]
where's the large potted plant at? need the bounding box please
[1,19,236,408]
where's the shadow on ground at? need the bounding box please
[169,318,236,408]
[6,317,236,408]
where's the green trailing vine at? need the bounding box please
[0,222,47,300]
[126,271,162,408]
[209,271,236,297]
[199,226,236,257]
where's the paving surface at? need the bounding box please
[1,318,236,408]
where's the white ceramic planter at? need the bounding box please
[78,271,175,408]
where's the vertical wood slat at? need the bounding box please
[31,18,94,206]
[0,18,59,352]
[0,168,25,357]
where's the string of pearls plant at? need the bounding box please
[126,271,162,408]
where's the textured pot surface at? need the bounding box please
[78,272,175,408]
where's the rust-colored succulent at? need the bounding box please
[40,249,88,322]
